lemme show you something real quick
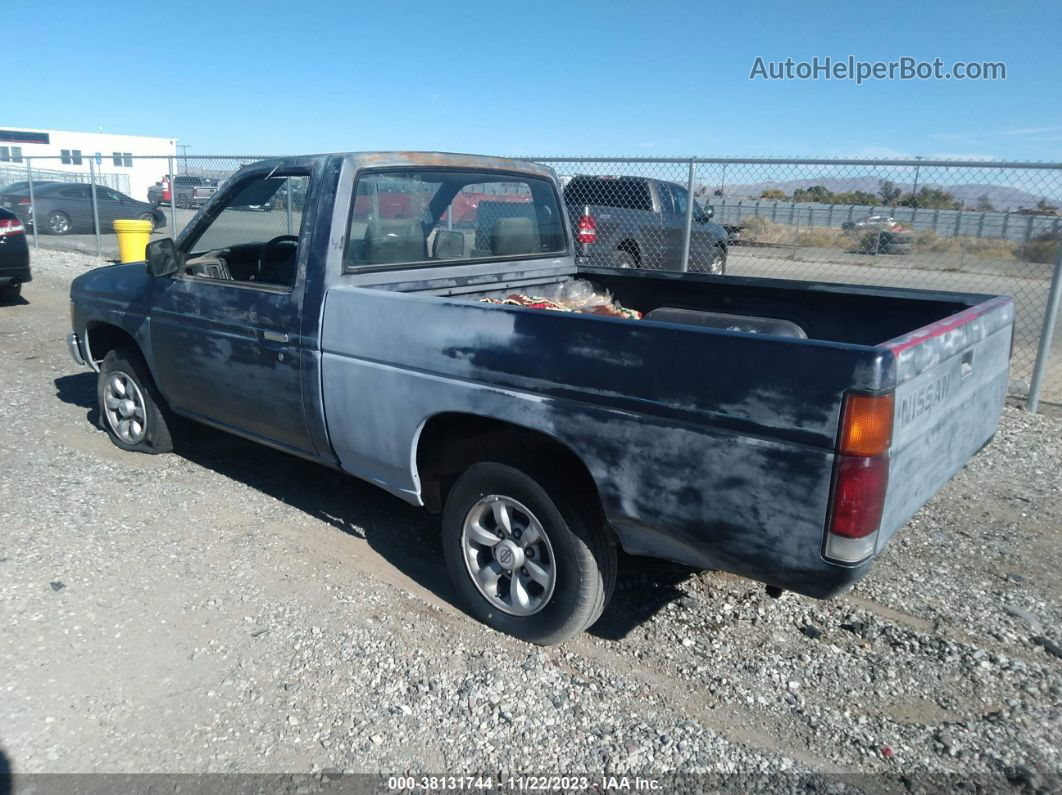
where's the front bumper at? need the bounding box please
[67,332,88,368]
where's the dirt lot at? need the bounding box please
[1,251,1060,791]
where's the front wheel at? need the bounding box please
[97,347,175,454]
[707,244,727,275]
[0,284,21,303]
[442,462,616,645]
[47,211,72,235]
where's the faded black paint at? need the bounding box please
[69,151,1013,602]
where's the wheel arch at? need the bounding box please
[85,322,142,370]
[616,238,641,264]
[413,412,607,523]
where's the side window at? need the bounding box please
[345,169,566,269]
[182,172,310,288]
[655,183,675,215]
[670,184,689,217]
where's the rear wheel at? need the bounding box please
[0,284,21,303]
[47,211,71,235]
[97,347,175,454]
[615,249,638,269]
[442,462,615,644]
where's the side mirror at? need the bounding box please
[146,238,181,277]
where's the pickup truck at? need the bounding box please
[564,175,730,274]
[148,175,218,209]
[67,152,1014,644]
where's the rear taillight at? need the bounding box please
[17,197,30,206]
[0,218,25,237]
[576,210,597,244]
[839,393,893,456]
[825,391,894,563]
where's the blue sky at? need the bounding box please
[12,0,1062,161]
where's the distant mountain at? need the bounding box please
[712,176,1055,211]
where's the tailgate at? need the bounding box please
[877,295,1013,549]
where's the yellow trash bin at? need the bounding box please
[113,219,154,264]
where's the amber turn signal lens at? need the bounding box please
[839,393,894,457]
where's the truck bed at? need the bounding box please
[321,264,1012,597]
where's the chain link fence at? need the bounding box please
[2,153,1059,408]
[536,157,1062,409]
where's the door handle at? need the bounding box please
[263,330,289,343]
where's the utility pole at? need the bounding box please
[911,155,923,208]
[177,144,191,175]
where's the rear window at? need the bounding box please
[564,178,652,212]
[345,169,567,269]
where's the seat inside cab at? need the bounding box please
[346,171,561,267]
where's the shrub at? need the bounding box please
[1020,233,1059,264]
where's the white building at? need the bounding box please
[0,126,177,203]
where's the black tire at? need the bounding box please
[708,244,727,275]
[97,347,175,454]
[176,195,190,210]
[0,284,20,303]
[442,462,616,645]
[47,211,72,235]
[137,212,159,232]
[615,249,638,269]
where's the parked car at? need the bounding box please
[855,214,896,229]
[0,206,30,302]
[843,214,900,231]
[67,152,1013,644]
[859,227,914,255]
[3,183,166,235]
[148,175,218,209]
[841,215,912,254]
[563,175,729,273]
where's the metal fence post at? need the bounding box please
[26,158,38,249]
[168,156,177,236]
[680,158,695,272]
[88,159,102,260]
[1028,240,1062,412]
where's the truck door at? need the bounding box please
[658,182,690,269]
[149,170,316,454]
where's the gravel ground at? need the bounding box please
[1,250,1060,791]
